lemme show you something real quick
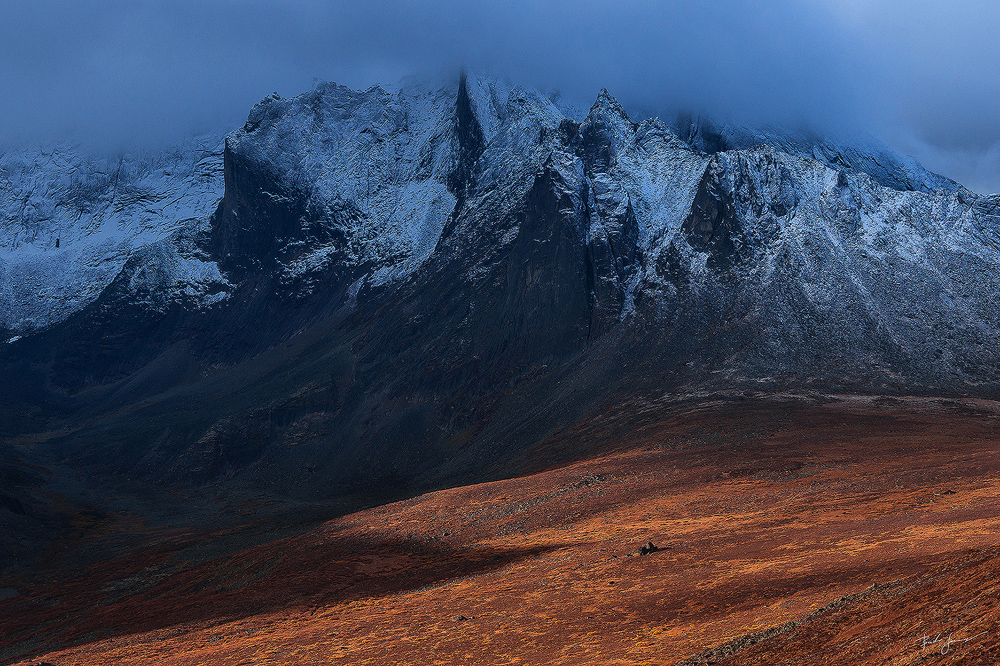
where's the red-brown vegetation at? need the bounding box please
[3,394,999,665]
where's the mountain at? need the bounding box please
[2,73,1000,577]
[0,134,227,336]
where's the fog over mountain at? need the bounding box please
[1,0,998,192]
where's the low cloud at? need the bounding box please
[1,0,997,192]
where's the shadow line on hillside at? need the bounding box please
[0,532,558,665]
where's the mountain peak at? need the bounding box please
[588,88,631,123]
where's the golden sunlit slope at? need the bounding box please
[4,394,999,665]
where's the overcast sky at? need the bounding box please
[1,0,998,192]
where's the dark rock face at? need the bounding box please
[675,112,731,154]
[211,139,311,279]
[506,157,592,355]
[447,72,487,207]
[2,75,1000,573]
[682,160,745,269]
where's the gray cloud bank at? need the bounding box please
[1,0,998,192]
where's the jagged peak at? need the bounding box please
[573,90,638,174]
[585,89,633,127]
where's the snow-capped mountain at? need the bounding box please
[202,73,999,394]
[2,73,999,535]
[0,134,228,336]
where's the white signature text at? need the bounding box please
[916,631,987,655]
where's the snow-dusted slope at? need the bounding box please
[416,82,1000,390]
[2,72,999,390]
[0,134,228,335]
[213,75,526,294]
[673,113,962,194]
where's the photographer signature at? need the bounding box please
[916,631,987,655]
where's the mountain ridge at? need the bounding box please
[2,72,999,577]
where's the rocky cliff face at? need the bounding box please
[2,73,1000,570]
